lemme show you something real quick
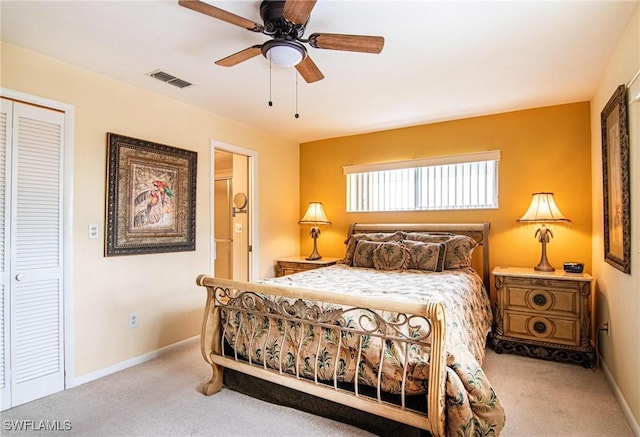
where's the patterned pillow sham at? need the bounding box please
[372,241,408,271]
[342,231,406,266]
[404,232,453,244]
[402,233,478,270]
[403,240,446,272]
[442,234,478,269]
[343,231,478,270]
[352,240,382,268]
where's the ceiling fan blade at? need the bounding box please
[283,0,317,25]
[295,55,324,83]
[215,45,263,67]
[309,33,384,54]
[178,0,264,32]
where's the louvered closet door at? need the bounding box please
[0,99,13,410]
[1,100,65,410]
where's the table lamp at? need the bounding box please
[518,192,571,272]
[299,202,331,260]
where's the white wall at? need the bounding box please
[590,3,640,431]
[1,42,300,378]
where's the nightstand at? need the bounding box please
[491,266,595,367]
[275,256,340,277]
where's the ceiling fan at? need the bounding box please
[178,0,385,83]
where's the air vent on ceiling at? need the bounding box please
[148,70,193,89]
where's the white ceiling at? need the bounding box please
[1,1,636,143]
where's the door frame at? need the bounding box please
[210,140,258,281]
[0,88,75,389]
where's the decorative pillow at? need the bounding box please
[402,232,477,270]
[403,241,446,272]
[352,240,382,268]
[404,232,452,244]
[443,235,478,269]
[342,231,406,266]
[373,241,408,271]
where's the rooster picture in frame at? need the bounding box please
[105,133,197,256]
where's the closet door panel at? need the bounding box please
[10,102,65,407]
[0,100,12,410]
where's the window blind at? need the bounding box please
[345,151,499,212]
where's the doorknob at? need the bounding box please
[15,273,24,281]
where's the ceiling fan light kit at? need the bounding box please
[262,40,305,68]
[178,0,385,83]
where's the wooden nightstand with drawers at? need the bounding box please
[491,266,595,367]
[275,256,340,277]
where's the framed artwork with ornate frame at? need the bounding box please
[105,133,197,256]
[601,85,630,274]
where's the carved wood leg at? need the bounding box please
[203,363,224,395]
[197,278,226,395]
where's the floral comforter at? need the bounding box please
[224,265,505,436]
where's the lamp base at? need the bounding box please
[534,262,555,272]
[306,226,322,261]
[534,227,555,272]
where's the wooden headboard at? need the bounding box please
[345,223,491,292]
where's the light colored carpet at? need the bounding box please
[1,339,634,436]
[0,339,373,437]
[482,348,634,437]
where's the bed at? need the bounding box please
[196,223,505,436]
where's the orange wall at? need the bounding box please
[300,102,592,294]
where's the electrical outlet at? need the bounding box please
[88,224,99,239]
[599,320,610,337]
[128,312,139,328]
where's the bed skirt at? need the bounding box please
[223,368,427,436]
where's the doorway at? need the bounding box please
[213,148,253,281]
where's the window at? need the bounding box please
[344,151,500,212]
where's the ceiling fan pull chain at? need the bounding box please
[294,71,300,119]
[268,58,273,107]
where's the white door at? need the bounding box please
[0,99,65,410]
[0,99,12,410]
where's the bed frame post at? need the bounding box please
[196,274,224,395]
[426,301,447,437]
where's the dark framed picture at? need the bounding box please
[601,85,630,274]
[105,133,197,256]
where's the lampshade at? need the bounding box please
[518,192,571,224]
[265,43,304,68]
[299,202,331,225]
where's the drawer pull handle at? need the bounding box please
[533,321,547,334]
[533,294,547,306]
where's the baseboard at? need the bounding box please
[69,335,199,388]
[601,358,640,436]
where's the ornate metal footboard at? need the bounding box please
[196,275,448,436]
